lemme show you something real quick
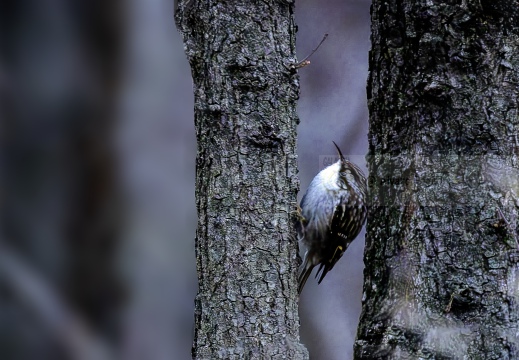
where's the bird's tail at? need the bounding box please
[298,252,315,294]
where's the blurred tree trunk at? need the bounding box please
[355,1,519,359]
[176,1,308,359]
[0,0,123,357]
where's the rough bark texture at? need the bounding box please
[176,1,308,359]
[355,1,519,359]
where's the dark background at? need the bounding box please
[0,0,370,359]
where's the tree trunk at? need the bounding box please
[0,0,123,357]
[175,1,308,359]
[355,1,519,359]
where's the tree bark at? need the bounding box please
[176,1,308,359]
[355,1,519,359]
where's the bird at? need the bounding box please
[297,142,367,294]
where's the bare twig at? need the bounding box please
[293,33,329,69]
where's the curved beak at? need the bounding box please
[332,141,346,163]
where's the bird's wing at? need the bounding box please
[315,198,361,284]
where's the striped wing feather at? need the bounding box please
[315,200,363,284]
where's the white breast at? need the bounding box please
[313,161,341,192]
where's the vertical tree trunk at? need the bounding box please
[176,1,308,359]
[0,0,123,356]
[356,1,519,359]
